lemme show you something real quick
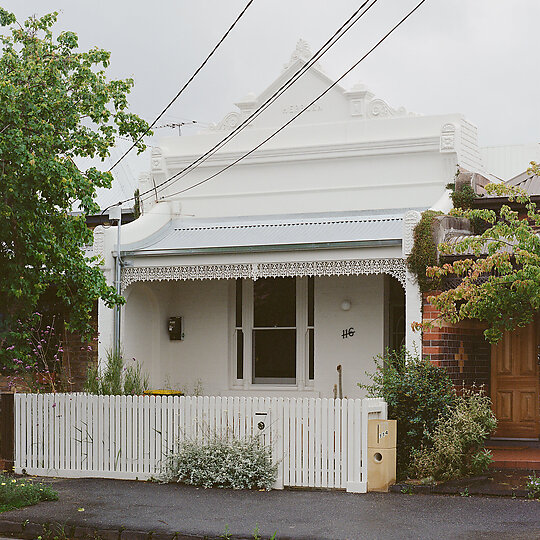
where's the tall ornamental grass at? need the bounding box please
[84,349,149,395]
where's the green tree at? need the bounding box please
[0,9,150,355]
[422,180,540,343]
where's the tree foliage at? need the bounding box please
[422,182,540,343]
[0,9,149,353]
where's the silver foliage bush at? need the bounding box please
[159,435,277,490]
[411,387,497,481]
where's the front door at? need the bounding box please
[491,319,540,439]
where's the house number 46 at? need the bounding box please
[342,327,355,339]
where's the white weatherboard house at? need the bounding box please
[96,42,483,398]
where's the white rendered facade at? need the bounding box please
[96,42,482,397]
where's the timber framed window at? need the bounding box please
[233,276,314,386]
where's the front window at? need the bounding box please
[253,277,296,384]
[234,276,314,386]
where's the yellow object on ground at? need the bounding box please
[143,389,184,396]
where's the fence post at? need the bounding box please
[345,398,368,493]
[0,393,14,471]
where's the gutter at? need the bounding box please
[121,238,402,258]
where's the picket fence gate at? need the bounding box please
[14,394,387,493]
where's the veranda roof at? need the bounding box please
[121,211,405,257]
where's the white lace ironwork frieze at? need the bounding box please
[121,258,406,291]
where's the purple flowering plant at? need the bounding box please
[0,312,69,392]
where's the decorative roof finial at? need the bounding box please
[283,39,322,72]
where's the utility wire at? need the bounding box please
[157,0,428,201]
[106,0,426,212]
[107,0,256,172]
[103,0,377,213]
[129,0,379,208]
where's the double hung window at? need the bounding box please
[234,276,314,386]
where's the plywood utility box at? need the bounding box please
[367,419,397,492]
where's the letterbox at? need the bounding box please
[167,317,184,340]
[367,419,397,492]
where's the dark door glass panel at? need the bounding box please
[235,278,242,328]
[388,277,405,352]
[236,330,243,379]
[308,328,314,380]
[254,277,295,328]
[253,329,296,383]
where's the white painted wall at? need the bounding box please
[123,279,230,395]
[314,275,384,399]
[120,274,387,398]
[159,148,454,219]
[122,283,161,384]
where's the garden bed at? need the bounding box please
[391,469,535,497]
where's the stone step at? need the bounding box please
[487,445,540,471]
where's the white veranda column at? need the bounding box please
[403,211,423,357]
[405,270,422,356]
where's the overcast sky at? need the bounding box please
[4,0,540,179]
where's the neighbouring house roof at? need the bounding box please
[443,234,517,256]
[121,210,412,257]
[506,170,540,195]
[472,170,540,210]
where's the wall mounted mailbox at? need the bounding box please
[167,317,184,340]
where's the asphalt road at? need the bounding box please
[0,478,539,539]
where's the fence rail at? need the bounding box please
[14,394,386,492]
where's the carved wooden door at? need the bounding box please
[491,319,540,439]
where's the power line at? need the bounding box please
[135,0,380,206]
[157,0,429,201]
[107,0,256,172]
[102,0,378,213]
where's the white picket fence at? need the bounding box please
[14,394,387,493]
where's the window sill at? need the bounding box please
[225,386,320,397]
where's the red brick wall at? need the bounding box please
[60,307,98,391]
[422,291,490,390]
[61,331,97,391]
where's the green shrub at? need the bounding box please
[411,388,497,481]
[0,475,57,512]
[159,435,277,490]
[84,349,149,395]
[450,183,477,210]
[359,349,456,477]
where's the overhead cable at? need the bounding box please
[156,0,429,201]
[107,0,256,172]
[103,0,380,213]
[129,0,379,208]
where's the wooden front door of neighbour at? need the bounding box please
[491,319,540,439]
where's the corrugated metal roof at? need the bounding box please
[444,234,516,255]
[506,171,540,195]
[122,212,404,256]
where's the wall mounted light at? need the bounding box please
[341,299,352,311]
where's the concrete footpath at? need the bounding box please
[0,478,539,540]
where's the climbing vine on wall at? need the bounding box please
[446,176,488,233]
[407,210,443,293]
[451,184,477,210]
